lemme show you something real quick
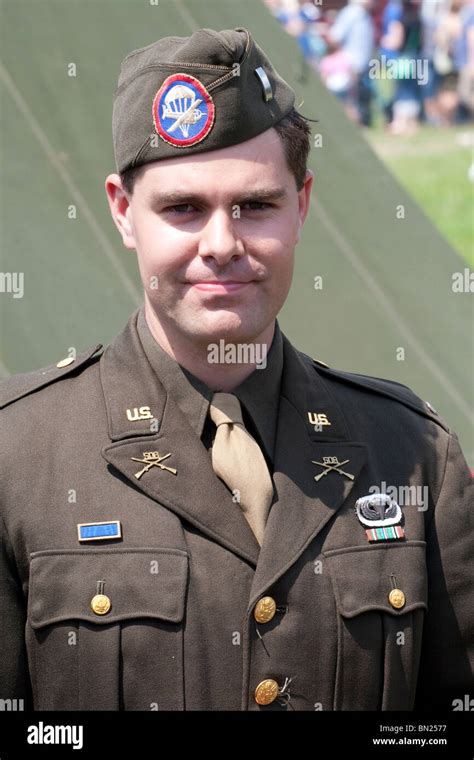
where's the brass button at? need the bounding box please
[388,588,406,610]
[254,679,279,706]
[56,357,74,368]
[254,596,277,624]
[91,594,111,615]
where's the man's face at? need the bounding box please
[106,128,313,347]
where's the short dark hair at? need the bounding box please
[274,108,312,191]
[119,108,311,195]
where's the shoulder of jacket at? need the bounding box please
[303,353,451,434]
[0,344,104,410]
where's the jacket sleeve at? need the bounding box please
[0,511,29,706]
[415,432,474,710]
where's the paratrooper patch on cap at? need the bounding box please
[153,73,215,148]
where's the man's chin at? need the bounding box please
[181,310,267,346]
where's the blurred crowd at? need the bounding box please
[263,0,474,133]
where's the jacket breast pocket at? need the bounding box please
[27,547,188,711]
[323,541,427,711]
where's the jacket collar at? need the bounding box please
[248,336,367,603]
[101,313,367,574]
[136,308,212,439]
[135,307,284,462]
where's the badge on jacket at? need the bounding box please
[355,493,405,542]
[77,520,122,542]
[131,451,178,480]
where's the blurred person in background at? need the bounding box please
[454,0,474,118]
[319,44,356,117]
[420,0,447,124]
[378,0,403,123]
[322,0,376,126]
[297,2,328,73]
[264,0,302,34]
[264,0,327,80]
[433,0,464,124]
[381,0,423,134]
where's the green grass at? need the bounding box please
[365,126,474,267]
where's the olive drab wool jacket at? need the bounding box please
[0,311,472,711]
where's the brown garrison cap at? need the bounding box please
[112,27,295,174]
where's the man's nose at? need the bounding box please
[198,209,244,265]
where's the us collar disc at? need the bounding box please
[153,73,215,148]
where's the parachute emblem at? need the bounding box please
[153,73,215,147]
[162,84,204,138]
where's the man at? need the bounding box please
[0,27,472,712]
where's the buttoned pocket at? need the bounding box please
[323,541,427,710]
[27,548,188,711]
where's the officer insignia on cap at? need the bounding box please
[255,66,273,102]
[153,73,215,148]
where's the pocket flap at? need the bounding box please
[28,548,188,628]
[323,541,427,618]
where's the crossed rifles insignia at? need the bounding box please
[131,451,177,480]
[312,456,354,482]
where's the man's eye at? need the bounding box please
[165,204,196,214]
[242,201,270,211]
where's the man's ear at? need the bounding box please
[105,173,136,250]
[295,169,314,243]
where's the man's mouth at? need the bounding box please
[186,280,254,293]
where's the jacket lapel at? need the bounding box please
[249,337,368,604]
[99,313,368,582]
[100,313,260,565]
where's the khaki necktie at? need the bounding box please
[209,392,274,545]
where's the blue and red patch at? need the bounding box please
[153,73,215,147]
